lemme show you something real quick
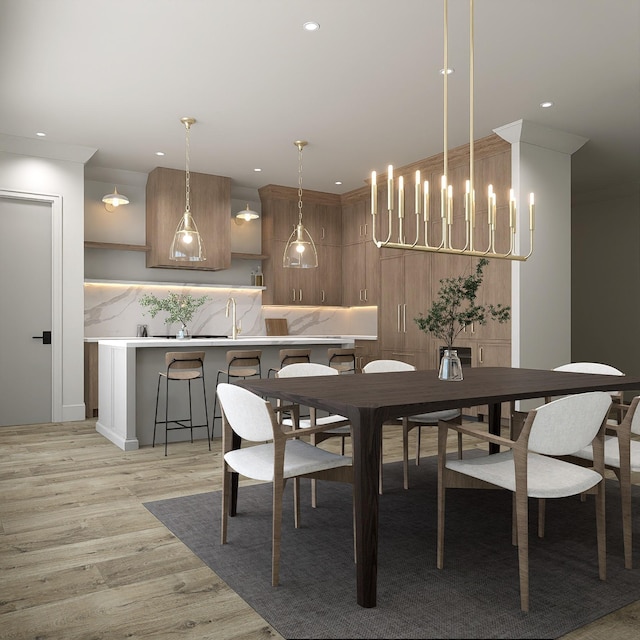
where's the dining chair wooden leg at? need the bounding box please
[221,464,230,545]
[272,475,285,587]
[537,498,546,539]
[596,479,607,581]
[403,419,410,490]
[514,478,530,612]
[379,441,384,494]
[293,477,301,529]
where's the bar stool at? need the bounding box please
[328,347,356,374]
[212,350,262,429]
[268,348,312,378]
[153,351,210,456]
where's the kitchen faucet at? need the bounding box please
[226,297,241,339]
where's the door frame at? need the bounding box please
[0,189,63,422]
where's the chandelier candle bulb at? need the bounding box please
[465,180,471,222]
[441,175,447,221]
[387,165,394,211]
[529,193,535,230]
[509,189,516,229]
[371,171,378,215]
[423,181,430,221]
[398,176,405,218]
[487,184,494,225]
[447,185,453,226]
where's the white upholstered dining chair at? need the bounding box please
[217,383,352,586]
[276,362,351,507]
[437,391,611,612]
[362,359,462,491]
[567,394,640,569]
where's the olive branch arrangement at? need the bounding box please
[414,258,510,350]
[139,291,208,329]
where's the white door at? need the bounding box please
[0,196,53,426]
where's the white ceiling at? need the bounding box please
[1,0,638,196]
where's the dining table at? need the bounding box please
[238,365,640,608]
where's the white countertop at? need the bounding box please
[90,335,376,347]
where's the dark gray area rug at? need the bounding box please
[144,457,640,639]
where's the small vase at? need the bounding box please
[177,324,190,339]
[439,348,463,381]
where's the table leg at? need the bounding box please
[488,402,502,454]
[349,406,381,608]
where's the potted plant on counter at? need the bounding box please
[139,291,209,339]
[414,258,510,380]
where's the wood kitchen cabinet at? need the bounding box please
[379,251,432,366]
[259,184,342,305]
[342,198,379,306]
[146,167,231,270]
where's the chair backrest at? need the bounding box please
[552,362,623,401]
[627,396,640,436]
[216,383,276,442]
[362,359,415,373]
[165,351,204,370]
[328,348,356,372]
[279,348,311,367]
[277,362,339,378]
[227,349,261,367]
[526,391,611,455]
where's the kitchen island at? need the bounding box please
[95,335,369,450]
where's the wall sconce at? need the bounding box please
[102,186,129,212]
[234,204,260,225]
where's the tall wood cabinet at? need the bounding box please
[342,196,379,306]
[146,167,231,270]
[259,185,342,305]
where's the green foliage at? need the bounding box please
[414,258,510,349]
[139,291,208,327]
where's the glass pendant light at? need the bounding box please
[170,117,206,262]
[283,140,318,268]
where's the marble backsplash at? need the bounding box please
[84,282,377,338]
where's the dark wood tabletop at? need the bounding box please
[238,366,640,608]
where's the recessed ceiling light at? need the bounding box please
[540,101,554,108]
[303,21,320,32]
[155,151,165,156]
[254,168,262,172]
[440,68,454,75]
[335,181,343,185]
[36,132,46,137]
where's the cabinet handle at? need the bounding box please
[321,227,326,240]
[291,289,296,302]
[299,289,303,302]
[363,288,368,302]
[321,290,325,303]
[479,346,484,364]
[364,223,368,237]
[359,289,363,302]
[397,304,401,333]
[403,304,407,333]
[359,224,363,237]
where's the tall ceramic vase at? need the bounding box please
[439,348,463,381]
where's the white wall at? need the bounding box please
[0,137,96,422]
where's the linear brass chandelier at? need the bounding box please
[371,0,534,261]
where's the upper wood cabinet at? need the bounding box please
[146,167,231,270]
[259,184,342,305]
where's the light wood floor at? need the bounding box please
[1,419,639,640]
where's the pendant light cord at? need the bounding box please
[297,142,304,224]
[184,121,191,214]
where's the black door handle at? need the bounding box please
[32,331,52,344]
